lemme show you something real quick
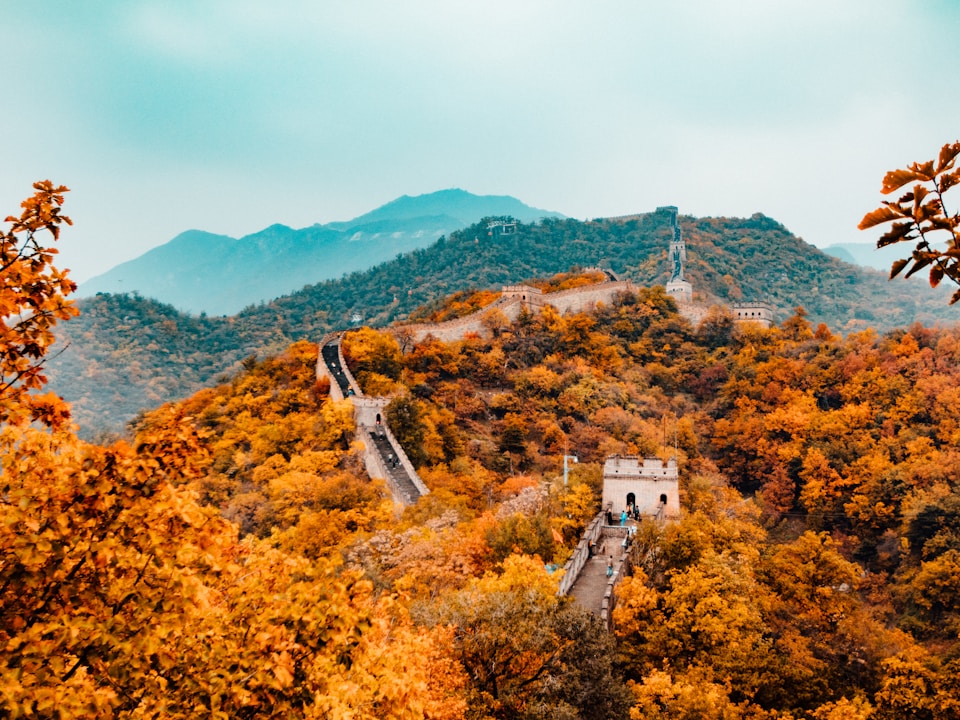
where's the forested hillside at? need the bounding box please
[48,211,955,436]
[28,281,960,717]
[7,180,960,716]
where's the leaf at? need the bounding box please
[912,159,936,178]
[904,253,934,279]
[888,259,909,279]
[939,169,960,193]
[882,169,927,194]
[936,141,960,174]
[930,262,944,288]
[876,221,916,248]
[858,205,904,230]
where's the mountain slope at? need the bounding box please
[48,211,958,436]
[78,189,563,315]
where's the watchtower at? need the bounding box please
[661,206,693,304]
[602,455,680,523]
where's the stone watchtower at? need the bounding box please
[659,206,693,305]
[602,455,680,522]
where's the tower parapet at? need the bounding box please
[602,455,680,522]
[732,301,774,328]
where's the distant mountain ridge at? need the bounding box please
[820,241,917,274]
[78,189,563,316]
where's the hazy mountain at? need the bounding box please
[77,189,563,316]
[820,241,905,274]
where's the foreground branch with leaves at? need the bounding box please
[0,180,77,426]
[859,141,960,303]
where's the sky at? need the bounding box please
[3,1,959,284]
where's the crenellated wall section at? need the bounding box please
[393,279,668,346]
[385,264,773,347]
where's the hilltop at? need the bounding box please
[47,210,957,437]
[77,189,563,316]
[821,240,917,273]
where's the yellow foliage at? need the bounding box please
[319,397,355,447]
[628,668,743,720]
[473,553,560,597]
[613,571,659,638]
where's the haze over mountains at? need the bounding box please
[820,242,908,273]
[78,189,563,316]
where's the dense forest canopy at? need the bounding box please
[122,285,960,718]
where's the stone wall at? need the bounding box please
[533,280,637,315]
[390,278,773,348]
[599,525,633,631]
[392,295,521,345]
[355,423,430,501]
[392,281,640,346]
[316,332,358,401]
[558,512,606,597]
[316,334,428,505]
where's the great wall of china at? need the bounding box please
[315,207,773,623]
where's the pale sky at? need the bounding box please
[3,1,958,283]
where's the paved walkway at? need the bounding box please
[569,527,629,617]
[367,428,424,504]
[321,342,353,396]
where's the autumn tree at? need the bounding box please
[0,420,467,718]
[429,555,632,720]
[0,186,468,719]
[0,181,77,427]
[859,141,960,302]
[342,326,403,392]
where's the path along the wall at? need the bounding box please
[316,334,428,507]
[391,278,772,347]
[560,510,635,630]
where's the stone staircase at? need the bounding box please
[317,334,428,507]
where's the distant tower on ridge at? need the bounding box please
[659,206,693,304]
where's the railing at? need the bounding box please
[557,512,606,596]
[601,543,633,630]
[356,425,427,505]
[317,332,362,401]
[558,516,635,631]
[367,417,430,498]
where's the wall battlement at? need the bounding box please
[387,206,772,345]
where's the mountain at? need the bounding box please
[48,211,958,437]
[820,240,918,274]
[77,189,563,316]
